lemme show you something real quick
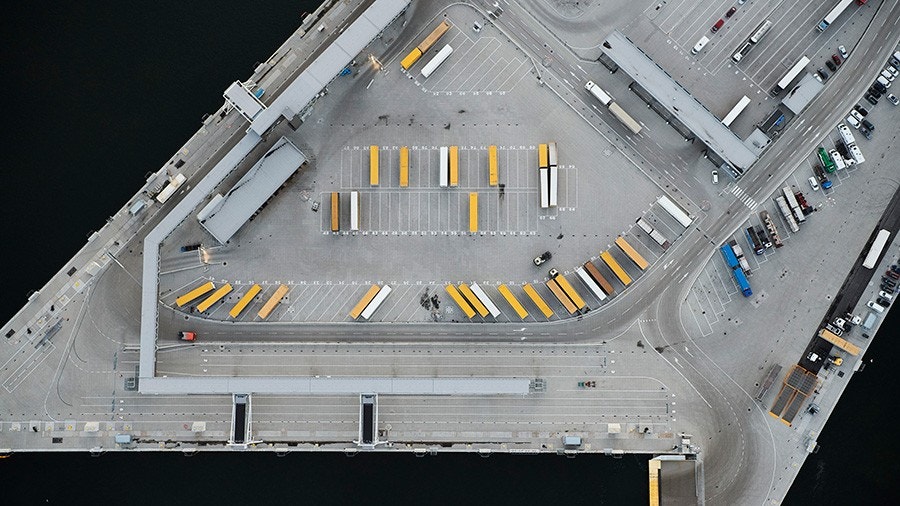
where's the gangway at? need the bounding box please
[228,393,254,448]
[357,394,379,447]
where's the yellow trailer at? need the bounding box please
[497,284,528,319]
[488,145,498,186]
[469,192,478,233]
[458,283,489,317]
[330,192,340,232]
[554,275,587,310]
[176,281,215,307]
[523,283,553,318]
[449,146,459,186]
[369,145,379,186]
[538,143,549,169]
[196,283,233,313]
[258,284,289,319]
[445,284,476,318]
[546,278,577,314]
[399,146,409,187]
[401,48,423,70]
[349,284,381,319]
[615,236,650,270]
[601,251,632,286]
[230,284,262,318]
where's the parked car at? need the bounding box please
[826,60,836,72]
[869,86,882,98]
[838,45,848,58]
[858,125,871,140]
[817,68,829,81]
[808,176,820,191]
[832,54,842,66]
[876,297,891,307]
[712,19,725,32]
[865,93,879,105]
[726,7,737,17]
[882,69,896,82]
[712,170,719,184]
[862,119,875,131]
[845,114,860,128]
[887,269,900,280]
[888,93,899,105]
[854,104,869,116]
[886,65,899,78]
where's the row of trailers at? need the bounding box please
[329,190,480,234]
[444,236,650,320]
[439,194,697,320]
[366,145,500,188]
[175,282,290,320]
[537,142,559,208]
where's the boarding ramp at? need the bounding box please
[228,393,253,448]
[357,393,379,448]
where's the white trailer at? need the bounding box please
[575,266,607,302]
[549,166,558,207]
[439,146,449,188]
[657,196,692,228]
[421,44,453,78]
[781,187,805,224]
[539,167,549,208]
[350,190,360,231]
[360,285,392,320]
[470,283,501,317]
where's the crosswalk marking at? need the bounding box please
[729,184,758,210]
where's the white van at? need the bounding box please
[867,300,885,313]
[692,36,710,55]
[877,75,891,88]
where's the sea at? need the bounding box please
[1,2,895,504]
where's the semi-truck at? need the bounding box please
[635,217,671,250]
[745,227,765,255]
[720,244,753,296]
[729,240,752,273]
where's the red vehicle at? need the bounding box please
[179,331,197,342]
[832,54,842,66]
[726,7,737,17]
[711,19,725,32]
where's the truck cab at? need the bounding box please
[179,331,197,342]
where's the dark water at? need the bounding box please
[1,2,896,504]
